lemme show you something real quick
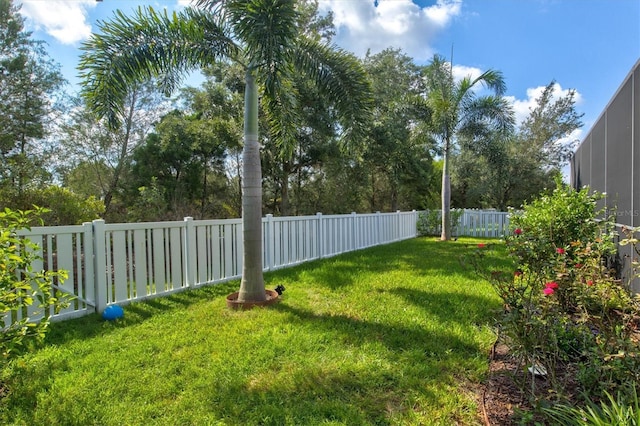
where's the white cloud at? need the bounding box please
[452,64,482,82]
[506,82,583,125]
[424,0,462,26]
[319,0,461,60]
[19,0,96,45]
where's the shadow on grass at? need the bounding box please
[388,286,501,326]
[274,302,482,355]
[268,237,509,291]
[199,365,435,425]
[189,300,495,425]
[45,281,239,346]
[46,238,506,347]
[6,237,507,425]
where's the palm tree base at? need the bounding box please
[226,289,280,310]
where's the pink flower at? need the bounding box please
[514,228,523,235]
[543,287,555,295]
[556,248,566,254]
[478,243,486,248]
[545,281,559,289]
[575,263,583,269]
[586,280,594,286]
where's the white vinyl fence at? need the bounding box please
[455,209,510,237]
[417,209,511,238]
[6,209,510,324]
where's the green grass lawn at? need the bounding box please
[1,237,509,426]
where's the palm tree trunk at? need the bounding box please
[238,69,266,302]
[441,140,451,241]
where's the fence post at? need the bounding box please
[92,219,107,313]
[265,214,274,270]
[376,211,381,244]
[316,212,324,258]
[351,212,357,251]
[184,217,196,287]
[412,210,417,237]
[82,221,96,310]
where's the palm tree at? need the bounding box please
[79,0,371,303]
[422,54,514,240]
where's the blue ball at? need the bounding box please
[102,305,124,321]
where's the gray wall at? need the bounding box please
[571,59,640,292]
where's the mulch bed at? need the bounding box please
[478,342,524,425]
[477,342,582,425]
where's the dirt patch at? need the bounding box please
[477,342,528,425]
[477,341,583,425]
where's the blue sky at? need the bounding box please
[18,0,640,140]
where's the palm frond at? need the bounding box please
[471,69,507,96]
[192,0,226,10]
[261,75,300,159]
[78,6,237,128]
[232,0,298,95]
[461,95,515,134]
[292,37,373,150]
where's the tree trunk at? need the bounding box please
[280,160,291,216]
[370,173,376,211]
[295,143,302,216]
[441,140,451,241]
[238,70,266,302]
[234,149,242,217]
[104,89,137,216]
[390,174,399,212]
[201,157,207,219]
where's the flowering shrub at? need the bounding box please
[507,180,614,277]
[464,182,640,415]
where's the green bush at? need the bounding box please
[417,209,463,237]
[507,180,613,279]
[464,182,640,416]
[0,186,104,226]
[0,207,71,363]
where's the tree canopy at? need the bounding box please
[78,0,372,303]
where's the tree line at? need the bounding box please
[0,0,582,227]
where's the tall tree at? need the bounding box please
[363,48,437,212]
[519,80,583,169]
[422,54,514,240]
[78,0,372,303]
[451,81,583,211]
[59,84,168,220]
[0,0,64,197]
[125,109,232,220]
[262,0,340,216]
[181,61,245,217]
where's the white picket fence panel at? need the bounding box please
[454,209,510,238]
[6,209,508,324]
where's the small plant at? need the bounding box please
[620,225,640,280]
[0,207,71,363]
[543,389,640,425]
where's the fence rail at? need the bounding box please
[418,209,511,238]
[6,209,510,325]
[455,209,510,238]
